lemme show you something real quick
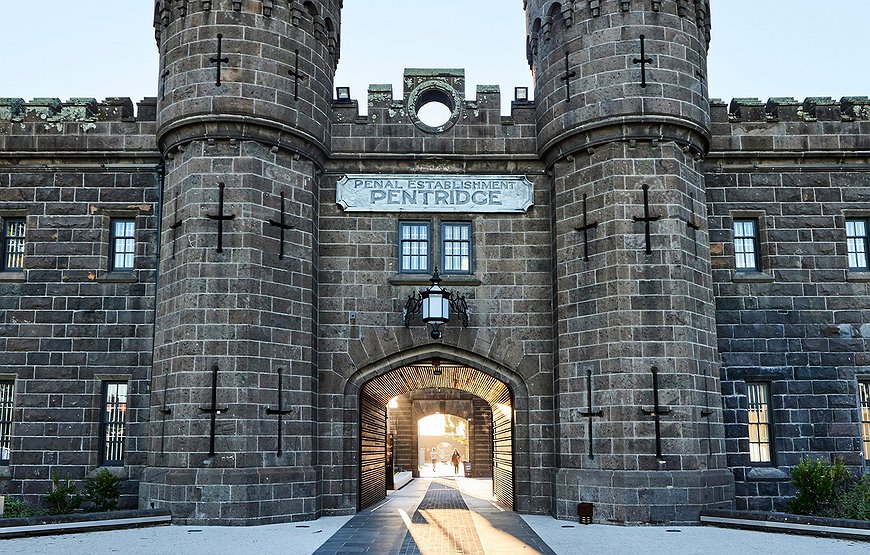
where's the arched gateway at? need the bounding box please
[342,347,532,513]
[358,359,514,510]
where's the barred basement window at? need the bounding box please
[0,381,13,464]
[101,382,128,465]
[1,218,25,271]
[860,381,870,461]
[399,222,430,273]
[747,382,773,464]
[846,219,869,271]
[110,219,136,271]
[441,222,472,274]
[733,219,759,271]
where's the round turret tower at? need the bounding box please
[143,0,341,524]
[527,0,711,162]
[525,1,733,523]
[154,0,340,158]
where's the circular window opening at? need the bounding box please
[416,101,453,128]
[410,87,459,132]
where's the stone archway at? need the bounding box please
[355,356,519,511]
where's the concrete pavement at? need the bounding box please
[2,477,867,555]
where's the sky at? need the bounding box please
[0,1,868,115]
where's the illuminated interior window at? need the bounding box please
[747,382,773,464]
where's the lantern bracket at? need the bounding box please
[402,268,470,338]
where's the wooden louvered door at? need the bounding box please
[359,392,387,510]
[492,405,513,509]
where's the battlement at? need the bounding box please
[525,0,710,23]
[332,68,535,126]
[0,97,158,122]
[332,83,534,121]
[711,96,870,123]
[152,0,341,55]
[525,0,712,64]
[330,71,537,156]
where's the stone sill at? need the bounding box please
[0,509,171,539]
[89,466,128,479]
[731,271,774,283]
[388,274,482,287]
[0,272,25,283]
[847,271,870,283]
[97,272,137,283]
[746,466,789,481]
[700,509,870,542]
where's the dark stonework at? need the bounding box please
[0,0,868,525]
[707,96,870,510]
[0,98,160,506]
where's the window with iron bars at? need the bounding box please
[0,381,13,464]
[747,382,774,464]
[860,380,870,461]
[2,218,25,271]
[100,382,128,465]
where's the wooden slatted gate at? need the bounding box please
[359,392,387,510]
[492,405,513,509]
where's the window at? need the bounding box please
[1,218,25,271]
[747,382,773,464]
[846,219,869,271]
[399,220,475,275]
[733,219,759,271]
[441,222,472,274]
[860,381,870,461]
[110,219,136,271]
[0,381,13,464]
[101,382,128,465]
[399,222,430,273]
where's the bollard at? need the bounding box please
[577,502,593,525]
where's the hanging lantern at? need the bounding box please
[403,267,470,339]
[420,269,450,338]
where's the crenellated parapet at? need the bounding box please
[525,0,711,66]
[708,97,870,159]
[330,69,538,157]
[0,97,157,123]
[710,96,870,123]
[153,0,341,61]
[154,0,341,161]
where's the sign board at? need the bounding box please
[336,175,534,213]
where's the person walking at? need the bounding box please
[430,447,438,470]
[451,449,461,475]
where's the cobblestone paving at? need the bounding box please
[314,478,555,554]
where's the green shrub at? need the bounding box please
[838,474,870,521]
[2,497,39,518]
[82,469,122,512]
[41,473,81,515]
[787,457,851,516]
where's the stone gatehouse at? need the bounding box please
[0,0,868,525]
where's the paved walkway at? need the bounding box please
[3,478,870,554]
[314,477,555,554]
